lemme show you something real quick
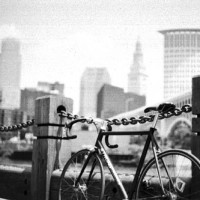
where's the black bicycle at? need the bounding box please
[58,103,200,200]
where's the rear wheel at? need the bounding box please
[58,149,105,200]
[135,149,200,199]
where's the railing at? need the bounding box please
[0,76,200,199]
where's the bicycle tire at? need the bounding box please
[135,149,200,200]
[58,148,105,200]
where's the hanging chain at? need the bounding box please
[0,119,35,132]
[0,104,192,132]
[60,104,192,126]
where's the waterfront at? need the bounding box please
[0,155,138,176]
[0,157,31,168]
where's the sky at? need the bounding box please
[0,0,200,113]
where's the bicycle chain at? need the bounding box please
[0,104,192,132]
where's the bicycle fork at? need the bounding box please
[74,151,94,187]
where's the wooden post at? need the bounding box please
[31,95,73,200]
[192,76,200,199]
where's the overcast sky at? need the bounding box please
[0,0,200,113]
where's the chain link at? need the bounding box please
[0,104,192,132]
[104,104,192,126]
[60,104,192,126]
[0,119,35,132]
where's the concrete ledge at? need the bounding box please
[0,165,31,200]
[0,165,193,200]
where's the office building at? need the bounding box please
[79,67,111,117]
[97,84,125,118]
[160,29,200,99]
[97,84,146,118]
[125,92,146,112]
[37,81,64,95]
[128,39,147,96]
[0,38,21,109]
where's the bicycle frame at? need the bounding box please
[74,113,172,199]
[98,128,160,199]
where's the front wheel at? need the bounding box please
[135,149,200,200]
[58,149,105,200]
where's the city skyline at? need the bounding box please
[1,0,200,113]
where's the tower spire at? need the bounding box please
[128,38,147,96]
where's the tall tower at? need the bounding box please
[128,39,147,96]
[160,29,200,99]
[0,38,21,109]
[79,67,111,117]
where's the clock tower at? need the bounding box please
[128,39,147,96]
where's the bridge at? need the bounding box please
[107,91,192,153]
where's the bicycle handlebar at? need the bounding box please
[105,135,118,149]
[66,118,89,129]
[61,102,177,145]
[104,125,119,149]
[63,118,89,140]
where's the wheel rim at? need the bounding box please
[59,149,104,200]
[136,150,200,200]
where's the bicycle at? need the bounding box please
[58,103,200,200]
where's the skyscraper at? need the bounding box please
[160,29,200,99]
[96,83,146,119]
[97,84,125,118]
[0,38,21,109]
[79,67,111,117]
[128,39,147,96]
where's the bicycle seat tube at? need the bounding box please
[151,111,159,129]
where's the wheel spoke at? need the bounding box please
[135,150,200,200]
[58,149,105,200]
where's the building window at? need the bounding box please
[186,34,190,47]
[170,35,174,48]
[165,35,169,48]
[191,34,196,47]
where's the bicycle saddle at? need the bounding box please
[157,103,176,113]
[144,102,176,113]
